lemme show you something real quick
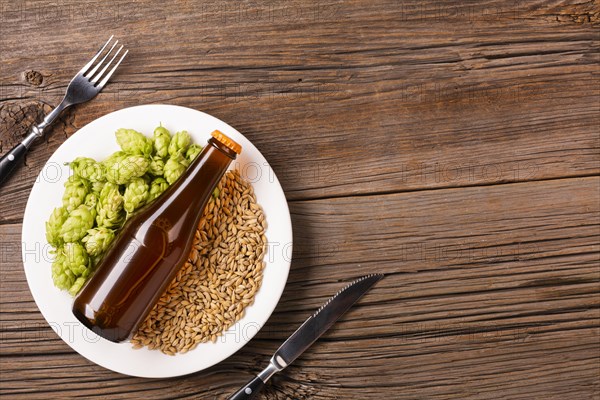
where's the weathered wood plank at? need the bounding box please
[0,329,598,399]
[1,0,599,399]
[1,0,599,222]
[1,177,598,398]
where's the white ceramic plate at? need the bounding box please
[21,104,292,378]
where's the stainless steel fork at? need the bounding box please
[0,36,128,186]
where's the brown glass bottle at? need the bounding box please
[72,130,242,342]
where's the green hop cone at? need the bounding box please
[100,151,127,183]
[148,156,165,176]
[102,151,127,168]
[180,153,190,168]
[172,150,190,167]
[52,243,90,293]
[82,227,115,257]
[69,277,87,296]
[62,175,90,212]
[84,193,99,220]
[123,177,149,213]
[91,180,106,196]
[59,204,95,243]
[115,128,154,156]
[168,130,191,157]
[105,154,150,184]
[51,250,74,290]
[186,143,203,162]
[63,242,90,278]
[69,157,105,182]
[163,156,187,185]
[153,125,171,158]
[148,177,169,201]
[84,192,99,209]
[96,182,125,228]
[46,206,69,247]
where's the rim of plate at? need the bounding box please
[21,104,292,378]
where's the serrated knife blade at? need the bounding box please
[228,273,384,400]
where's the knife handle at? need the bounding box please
[227,376,265,400]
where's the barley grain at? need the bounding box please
[131,170,267,355]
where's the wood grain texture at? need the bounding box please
[1,0,599,219]
[1,0,599,399]
[1,178,598,399]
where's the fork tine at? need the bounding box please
[97,49,128,89]
[86,40,118,78]
[78,35,114,76]
[91,45,123,84]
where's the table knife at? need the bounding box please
[228,273,384,400]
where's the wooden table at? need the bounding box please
[1,1,599,398]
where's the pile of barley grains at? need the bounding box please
[131,169,267,355]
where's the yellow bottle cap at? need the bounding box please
[211,130,242,154]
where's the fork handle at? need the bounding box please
[0,100,69,187]
[0,143,28,186]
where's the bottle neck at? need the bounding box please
[159,137,236,211]
[184,137,234,184]
[207,137,238,159]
